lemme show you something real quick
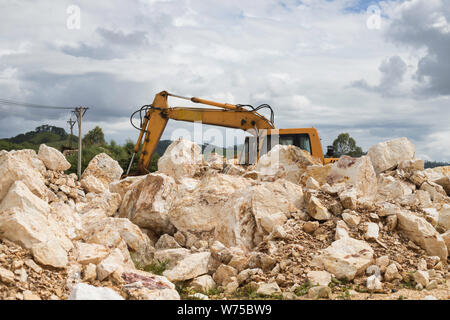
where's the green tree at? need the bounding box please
[332,133,363,157]
[83,126,105,146]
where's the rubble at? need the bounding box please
[0,136,448,300]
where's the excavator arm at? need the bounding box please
[129,91,275,174]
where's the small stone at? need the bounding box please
[413,270,429,287]
[303,221,319,234]
[23,290,41,300]
[307,285,331,299]
[386,215,397,231]
[155,234,181,250]
[189,293,209,300]
[423,295,438,300]
[83,263,97,282]
[270,225,287,239]
[342,211,361,227]
[191,275,216,293]
[213,264,238,286]
[256,282,281,296]
[31,239,68,268]
[224,278,239,295]
[426,280,438,290]
[307,271,332,286]
[364,222,379,241]
[417,258,427,271]
[12,260,24,270]
[335,221,349,240]
[384,263,402,282]
[25,259,42,273]
[69,283,124,300]
[0,267,15,284]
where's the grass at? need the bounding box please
[337,289,351,300]
[130,253,170,276]
[144,259,170,275]
[294,281,312,296]
[232,284,260,299]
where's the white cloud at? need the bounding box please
[0,0,448,161]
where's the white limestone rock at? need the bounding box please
[38,144,71,171]
[157,139,204,181]
[311,237,374,281]
[367,137,415,175]
[68,283,124,300]
[396,210,447,260]
[255,144,321,183]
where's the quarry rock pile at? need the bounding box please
[0,138,449,300]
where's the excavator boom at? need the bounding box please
[130,91,274,174]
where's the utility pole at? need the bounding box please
[72,107,88,179]
[67,118,76,148]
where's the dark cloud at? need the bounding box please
[97,28,148,46]
[61,43,119,60]
[350,55,407,96]
[386,0,450,96]
[61,27,149,60]
[1,71,153,122]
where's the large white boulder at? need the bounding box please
[157,139,204,181]
[376,175,414,202]
[327,155,377,199]
[77,191,122,216]
[0,180,49,216]
[75,242,110,265]
[255,144,321,184]
[396,210,447,260]
[118,173,177,234]
[80,153,123,193]
[0,151,47,201]
[68,283,124,300]
[38,144,71,171]
[0,182,72,254]
[367,137,415,174]
[214,179,303,249]
[311,237,374,280]
[163,252,211,282]
[169,172,251,234]
[9,149,46,175]
[31,239,68,268]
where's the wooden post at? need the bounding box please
[73,107,88,179]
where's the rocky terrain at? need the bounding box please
[0,138,448,300]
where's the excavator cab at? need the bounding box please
[239,128,338,165]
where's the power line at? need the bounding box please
[0,98,73,110]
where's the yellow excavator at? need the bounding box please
[127,91,337,175]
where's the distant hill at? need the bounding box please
[0,125,77,152]
[424,161,450,169]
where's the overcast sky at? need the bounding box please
[0,0,449,161]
